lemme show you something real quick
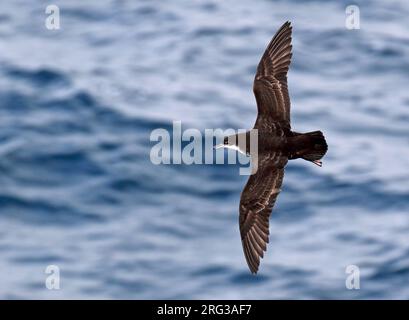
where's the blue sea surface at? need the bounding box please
[0,0,409,299]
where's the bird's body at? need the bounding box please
[216,21,328,274]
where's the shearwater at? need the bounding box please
[214,21,328,274]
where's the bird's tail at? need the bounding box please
[301,131,328,165]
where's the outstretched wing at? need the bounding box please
[253,21,292,132]
[239,152,287,273]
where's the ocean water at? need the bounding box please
[0,0,409,299]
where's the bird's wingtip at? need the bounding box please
[250,266,259,274]
[280,21,292,31]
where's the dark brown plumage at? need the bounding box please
[223,21,328,274]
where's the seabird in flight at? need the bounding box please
[215,21,328,273]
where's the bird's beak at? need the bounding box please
[312,160,322,167]
[214,144,224,149]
